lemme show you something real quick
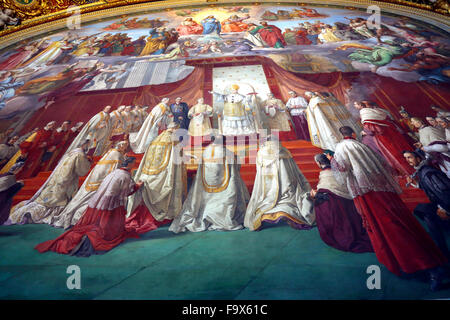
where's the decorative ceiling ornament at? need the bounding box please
[381,0,449,15]
[1,0,94,21]
[433,0,449,15]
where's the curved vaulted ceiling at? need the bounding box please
[0,1,448,48]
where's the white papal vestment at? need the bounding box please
[169,142,249,233]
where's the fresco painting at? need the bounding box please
[0,5,448,121]
[0,2,449,300]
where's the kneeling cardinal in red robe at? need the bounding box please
[35,157,143,257]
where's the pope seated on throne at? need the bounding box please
[209,84,257,136]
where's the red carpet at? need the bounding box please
[12,140,428,211]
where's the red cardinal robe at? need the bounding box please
[43,129,71,171]
[17,127,54,179]
[332,137,447,276]
[35,168,142,255]
[360,107,414,176]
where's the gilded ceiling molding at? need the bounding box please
[0,0,448,50]
[0,0,137,36]
[1,0,92,20]
[2,1,135,19]
[381,0,449,16]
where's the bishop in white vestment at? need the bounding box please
[126,123,187,234]
[169,136,249,233]
[129,98,172,154]
[109,106,126,142]
[188,98,214,137]
[244,138,315,231]
[50,141,128,229]
[66,106,112,157]
[8,140,92,225]
[130,106,145,132]
[305,92,361,151]
[263,93,296,140]
[121,106,135,136]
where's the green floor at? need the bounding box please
[0,222,449,300]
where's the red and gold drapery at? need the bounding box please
[133,66,206,107]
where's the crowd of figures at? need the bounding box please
[0,88,369,179]
[0,9,449,114]
[0,88,449,291]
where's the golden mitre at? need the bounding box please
[231,84,239,90]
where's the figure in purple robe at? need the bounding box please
[310,154,373,253]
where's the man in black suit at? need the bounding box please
[404,150,450,260]
[169,97,190,130]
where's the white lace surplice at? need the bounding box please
[331,139,402,199]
